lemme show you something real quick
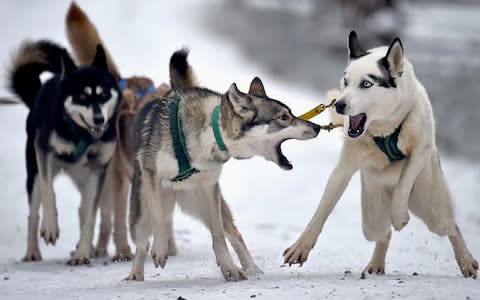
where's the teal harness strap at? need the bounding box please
[373,125,406,162]
[212,105,228,151]
[169,96,199,182]
[73,139,89,161]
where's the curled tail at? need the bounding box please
[169,48,198,89]
[66,1,121,80]
[9,40,70,109]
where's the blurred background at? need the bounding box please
[202,0,480,161]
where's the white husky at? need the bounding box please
[283,31,478,278]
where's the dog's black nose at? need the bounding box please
[93,114,104,125]
[335,100,346,115]
[313,123,321,134]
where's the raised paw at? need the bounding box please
[243,264,264,277]
[391,207,410,231]
[458,256,478,279]
[220,265,248,282]
[363,261,385,276]
[23,247,42,262]
[283,239,314,266]
[40,218,59,245]
[125,271,144,281]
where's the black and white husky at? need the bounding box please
[9,40,121,264]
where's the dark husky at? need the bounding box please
[9,40,121,264]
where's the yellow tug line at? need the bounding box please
[299,98,343,131]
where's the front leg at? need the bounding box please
[283,160,356,266]
[391,145,429,231]
[68,170,104,265]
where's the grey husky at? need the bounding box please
[283,31,478,278]
[127,50,321,281]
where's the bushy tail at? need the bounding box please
[326,89,345,125]
[66,1,121,80]
[9,40,67,109]
[169,48,198,89]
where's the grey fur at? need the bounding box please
[127,77,320,281]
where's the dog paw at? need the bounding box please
[220,265,248,282]
[112,247,133,262]
[457,255,478,279]
[391,208,410,231]
[283,238,314,266]
[67,252,90,266]
[22,247,42,262]
[125,271,144,281]
[40,217,59,245]
[362,261,385,276]
[243,264,264,276]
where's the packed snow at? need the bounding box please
[0,1,478,299]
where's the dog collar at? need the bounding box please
[212,105,228,151]
[118,79,156,98]
[169,96,199,182]
[373,124,405,162]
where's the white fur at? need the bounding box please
[284,43,478,278]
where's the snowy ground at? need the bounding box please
[0,1,479,299]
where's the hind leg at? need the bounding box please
[221,195,262,276]
[24,178,43,261]
[361,173,392,276]
[23,132,42,261]
[449,225,478,278]
[409,158,478,278]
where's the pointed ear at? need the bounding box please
[248,76,267,97]
[348,31,368,60]
[61,49,77,78]
[385,37,404,76]
[227,83,255,120]
[92,44,108,70]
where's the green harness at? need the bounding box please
[169,96,227,182]
[373,125,406,162]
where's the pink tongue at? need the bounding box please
[350,115,363,130]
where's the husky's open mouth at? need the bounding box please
[275,142,293,170]
[80,115,108,139]
[348,113,367,138]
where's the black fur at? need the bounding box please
[367,74,394,89]
[170,48,190,77]
[9,40,121,201]
[348,31,369,60]
[376,58,397,88]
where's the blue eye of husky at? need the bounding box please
[360,80,373,89]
